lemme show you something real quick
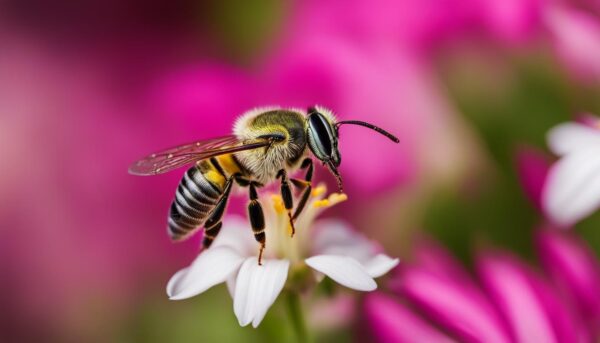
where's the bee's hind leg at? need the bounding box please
[277,169,296,237]
[291,158,313,221]
[202,176,234,249]
[247,181,266,265]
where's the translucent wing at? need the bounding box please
[129,135,270,176]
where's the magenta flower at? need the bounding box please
[365,293,454,343]
[536,229,600,334]
[515,146,551,212]
[366,235,599,342]
[544,5,600,83]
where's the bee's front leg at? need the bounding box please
[247,181,266,265]
[276,169,296,237]
[291,158,313,220]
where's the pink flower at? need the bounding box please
[515,146,551,212]
[480,0,541,45]
[365,293,454,343]
[544,6,600,83]
[366,235,598,342]
[536,229,600,334]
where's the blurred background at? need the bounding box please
[1,0,599,342]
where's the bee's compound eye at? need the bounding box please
[307,113,334,161]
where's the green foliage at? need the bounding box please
[125,286,296,343]
[198,0,288,63]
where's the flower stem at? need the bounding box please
[286,291,309,343]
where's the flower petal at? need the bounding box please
[233,258,289,328]
[211,215,256,256]
[542,147,600,225]
[515,147,551,211]
[546,6,600,82]
[363,254,400,278]
[397,266,511,343]
[410,238,475,286]
[312,219,379,263]
[305,255,377,291]
[477,253,559,343]
[536,230,600,325]
[167,246,245,300]
[226,276,236,299]
[365,293,456,343]
[547,122,600,156]
[526,265,588,343]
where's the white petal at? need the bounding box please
[226,276,236,299]
[363,254,400,278]
[167,246,244,300]
[543,148,600,225]
[312,219,377,263]
[233,258,290,328]
[305,255,377,291]
[547,122,600,156]
[211,215,255,256]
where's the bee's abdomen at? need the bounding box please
[168,166,221,241]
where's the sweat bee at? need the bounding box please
[129,106,399,264]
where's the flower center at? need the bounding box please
[264,184,347,264]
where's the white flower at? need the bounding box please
[166,186,399,328]
[543,116,600,226]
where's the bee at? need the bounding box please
[129,106,399,264]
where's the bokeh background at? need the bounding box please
[1,0,600,342]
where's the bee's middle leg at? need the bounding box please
[277,169,296,237]
[202,176,234,249]
[247,181,266,265]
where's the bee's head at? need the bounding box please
[306,106,400,192]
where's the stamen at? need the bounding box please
[328,193,348,205]
[313,199,331,208]
[313,193,348,209]
[312,185,326,198]
[271,195,285,214]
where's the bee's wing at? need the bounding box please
[129,135,270,176]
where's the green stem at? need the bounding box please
[286,291,309,343]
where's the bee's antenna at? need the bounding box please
[336,120,399,143]
[326,161,344,193]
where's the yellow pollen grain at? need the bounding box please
[311,186,326,198]
[312,199,331,208]
[312,193,348,209]
[328,193,348,205]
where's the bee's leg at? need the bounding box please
[248,182,266,265]
[277,169,296,237]
[202,176,234,249]
[291,158,313,220]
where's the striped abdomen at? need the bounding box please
[168,164,223,242]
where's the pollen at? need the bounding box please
[313,193,348,209]
[329,193,348,205]
[312,199,330,208]
[312,186,326,198]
